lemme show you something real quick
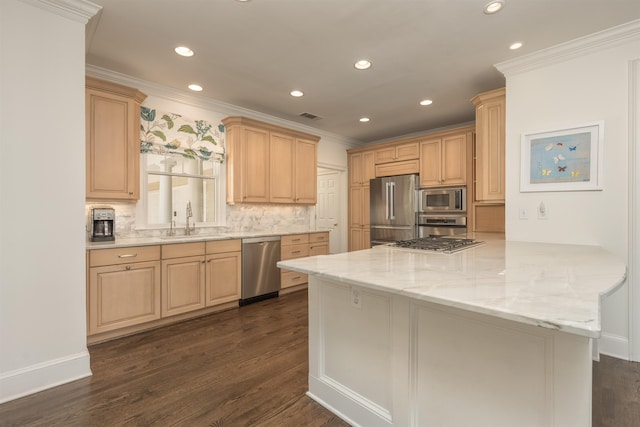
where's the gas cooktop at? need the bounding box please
[392,237,485,253]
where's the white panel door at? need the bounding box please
[317,170,341,254]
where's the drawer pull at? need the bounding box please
[292,238,301,242]
[292,276,301,280]
[118,253,138,258]
[292,250,301,254]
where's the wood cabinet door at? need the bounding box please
[242,126,270,202]
[362,151,376,183]
[442,133,467,185]
[349,227,363,252]
[349,153,364,186]
[349,186,364,227]
[161,256,206,317]
[309,243,329,256]
[419,138,442,187]
[86,89,139,200]
[205,251,241,306]
[475,96,505,201]
[269,132,295,203]
[374,146,397,164]
[88,261,161,334]
[395,142,419,161]
[295,138,318,203]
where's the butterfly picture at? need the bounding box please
[541,169,552,176]
[569,146,577,151]
[557,142,563,146]
[558,166,567,172]
[545,143,554,151]
[571,171,580,177]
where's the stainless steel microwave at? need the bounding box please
[419,187,466,213]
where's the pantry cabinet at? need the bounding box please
[470,88,505,232]
[222,116,320,205]
[88,245,161,335]
[348,151,375,251]
[85,77,146,201]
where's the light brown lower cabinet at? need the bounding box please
[205,240,242,306]
[88,246,161,335]
[161,243,206,317]
[87,239,242,342]
[280,232,329,290]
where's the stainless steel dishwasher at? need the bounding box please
[240,236,281,305]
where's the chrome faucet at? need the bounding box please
[185,201,195,235]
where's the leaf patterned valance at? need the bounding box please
[140,107,225,162]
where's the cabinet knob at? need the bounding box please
[129,192,134,195]
[125,265,131,271]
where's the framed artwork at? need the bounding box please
[520,121,604,192]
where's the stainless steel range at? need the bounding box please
[393,237,485,253]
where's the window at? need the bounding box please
[137,152,225,229]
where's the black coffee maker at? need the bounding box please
[91,208,115,242]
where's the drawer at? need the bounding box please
[281,234,309,246]
[206,239,241,254]
[89,245,161,267]
[309,243,329,256]
[309,232,329,244]
[162,242,205,259]
[281,243,309,260]
[281,270,308,288]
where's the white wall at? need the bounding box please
[0,0,98,402]
[498,21,640,359]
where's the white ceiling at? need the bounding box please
[85,0,640,143]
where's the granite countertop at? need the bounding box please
[277,238,627,338]
[86,228,331,249]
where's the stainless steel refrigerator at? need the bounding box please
[370,174,419,245]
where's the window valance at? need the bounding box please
[139,107,225,162]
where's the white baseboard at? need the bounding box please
[0,351,92,404]
[598,332,630,360]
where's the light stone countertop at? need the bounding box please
[278,238,627,338]
[86,228,331,250]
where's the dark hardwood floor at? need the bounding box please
[1,289,639,426]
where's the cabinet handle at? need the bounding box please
[118,253,137,258]
[129,192,134,196]
[125,265,131,271]
[292,238,301,242]
[292,276,301,280]
[202,260,206,264]
[207,259,212,263]
[292,250,301,254]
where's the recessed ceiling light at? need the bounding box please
[175,46,194,57]
[483,0,505,14]
[509,41,524,50]
[359,117,370,123]
[188,84,203,92]
[290,90,304,97]
[420,99,433,106]
[354,60,372,70]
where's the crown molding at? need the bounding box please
[85,65,361,149]
[496,19,640,77]
[20,0,101,23]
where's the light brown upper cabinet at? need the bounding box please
[374,142,419,164]
[222,116,320,205]
[419,128,472,188]
[86,77,147,200]
[347,150,375,251]
[471,88,505,202]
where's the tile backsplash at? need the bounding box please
[85,202,312,240]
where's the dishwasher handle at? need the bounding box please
[242,236,281,244]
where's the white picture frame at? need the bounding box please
[520,121,604,192]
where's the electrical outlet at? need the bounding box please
[519,208,529,220]
[538,202,548,220]
[351,289,362,309]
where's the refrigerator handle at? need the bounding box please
[389,182,396,220]
[385,182,390,220]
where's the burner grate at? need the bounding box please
[393,237,485,253]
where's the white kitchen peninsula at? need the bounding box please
[278,239,626,427]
